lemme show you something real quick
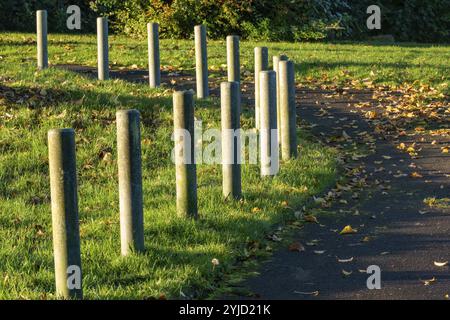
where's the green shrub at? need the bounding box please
[89,0,353,41]
[1,0,449,42]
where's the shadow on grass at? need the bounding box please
[0,71,339,299]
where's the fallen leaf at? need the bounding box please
[410,172,423,178]
[251,207,261,214]
[397,143,406,150]
[365,110,378,119]
[280,201,289,208]
[339,225,357,235]
[102,152,113,163]
[434,261,449,267]
[420,277,436,286]
[337,257,354,263]
[304,215,318,224]
[288,242,305,252]
[342,269,353,277]
[268,234,282,242]
[294,291,319,296]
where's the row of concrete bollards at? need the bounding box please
[36,10,297,299]
[47,75,295,298]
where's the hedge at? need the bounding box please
[1,0,449,42]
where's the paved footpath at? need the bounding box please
[240,87,450,300]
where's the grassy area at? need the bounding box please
[1,33,449,92]
[0,32,448,299]
[0,33,341,299]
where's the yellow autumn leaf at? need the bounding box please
[365,111,377,119]
[251,207,261,214]
[340,225,357,235]
[411,172,423,178]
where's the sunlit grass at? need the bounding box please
[0,32,342,299]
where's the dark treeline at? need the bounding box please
[1,0,449,43]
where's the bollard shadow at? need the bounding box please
[54,64,226,96]
[52,64,257,103]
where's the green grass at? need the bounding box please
[0,32,448,299]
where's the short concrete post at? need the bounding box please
[226,35,240,83]
[117,110,145,256]
[97,17,109,80]
[173,91,198,218]
[36,10,48,69]
[259,71,279,177]
[48,129,82,299]
[254,47,268,129]
[147,22,161,88]
[273,55,288,139]
[279,60,298,160]
[221,82,242,199]
[195,25,208,98]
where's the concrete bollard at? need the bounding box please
[173,91,198,218]
[226,35,240,83]
[194,25,209,98]
[97,17,109,80]
[273,55,288,140]
[279,60,298,160]
[147,23,161,88]
[254,47,268,129]
[48,129,82,299]
[221,82,242,199]
[259,71,279,177]
[36,10,48,70]
[116,110,145,256]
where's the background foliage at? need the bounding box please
[0,0,449,42]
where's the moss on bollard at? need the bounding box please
[259,71,279,177]
[147,22,161,88]
[227,35,240,83]
[97,17,109,80]
[117,110,145,256]
[195,25,209,98]
[36,10,48,70]
[48,129,82,299]
[273,54,288,140]
[221,81,242,200]
[254,47,268,130]
[173,91,198,218]
[279,60,298,160]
